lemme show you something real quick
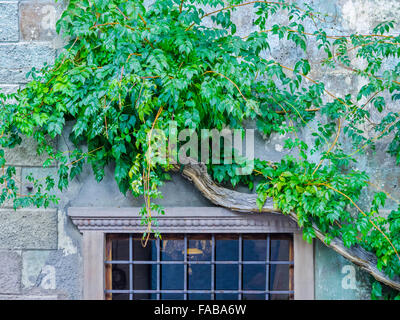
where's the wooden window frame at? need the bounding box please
[68,207,314,300]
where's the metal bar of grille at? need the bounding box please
[211,234,215,300]
[104,260,293,265]
[105,289,295,294]
[266,234,270,300]
[129,234,133,300]
[157,237,161,300]
[238,234,242,300]
[184,235,188,300]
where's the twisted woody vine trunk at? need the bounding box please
[172,159,400,291]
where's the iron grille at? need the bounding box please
[105,233,294,300]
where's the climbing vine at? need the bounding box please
[1,0,400,298]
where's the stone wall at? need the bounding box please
[0,0,399,299]
[0,0,82,300]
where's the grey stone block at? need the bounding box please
[0,294,58,300]
[20,3,64,41]
[0,3,19,42]
[21,248,82,299]
[22,250,51,289]
[4,136,57,167]
[315,240,371,300]
[44,250,82,299]
[0,85,19,95]
[0,250,21,294]
[0,43,55,83]
[0,209,57,249]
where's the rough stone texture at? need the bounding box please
[0,44,55,83]
[65,168,212,208]
[0,85,19,95]
[0,250,22,294]
[0,209,57,250]
[57,209,80,257]
[20,248,81,299]
[22,250,51,289]
[315,240,372,300]
[41,250,82,299]
[4,136,57,167]
[338,0,400,33]
[21,231,82,299]
[0,3,19,42]
[20,2,64,41]
[0,294,58,300]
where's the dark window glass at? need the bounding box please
[270,237,290,261]
[133,292,157,300]
[132,237,157,261]
[188,294,211,300]
[112,293,129,300]
[132,264,156,290]
[188,236,212,261]
[189,264,211,290]
[216,294,239,300]
[216,264,238,290]
[270,265,290,291]
[243,237,267,261]
[161,264,184,290]
[243,294,265,300]
[161,235,184,261]
[270,294,290,300]
[243,264,266,290]
[216,236,239,261]
[161,293,184,300]
[112,264,129,291]
[111,237,129,261]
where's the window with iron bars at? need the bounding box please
[105,233,294,300]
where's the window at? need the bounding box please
[69,206,313,300]
[105,233,294,300]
